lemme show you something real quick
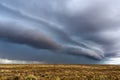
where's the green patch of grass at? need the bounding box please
[25,75,37,80]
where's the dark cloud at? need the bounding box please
[0,0,120,63]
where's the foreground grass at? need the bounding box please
[0,64,120,80]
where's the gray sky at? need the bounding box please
[0,0,120,64]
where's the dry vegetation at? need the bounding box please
[0,64,120,80]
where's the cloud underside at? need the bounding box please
[0,0,120,62]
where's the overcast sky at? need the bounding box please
[0,0,120,64]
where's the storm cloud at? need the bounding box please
[0,0,120,63]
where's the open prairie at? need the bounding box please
[0,64,120,80]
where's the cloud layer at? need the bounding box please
[0,0,120,63]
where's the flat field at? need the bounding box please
[0,64,120,80]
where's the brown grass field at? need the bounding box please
[0,64,120,80]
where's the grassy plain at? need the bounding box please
[0,64,120,80]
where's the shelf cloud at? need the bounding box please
[0,0,120,63]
